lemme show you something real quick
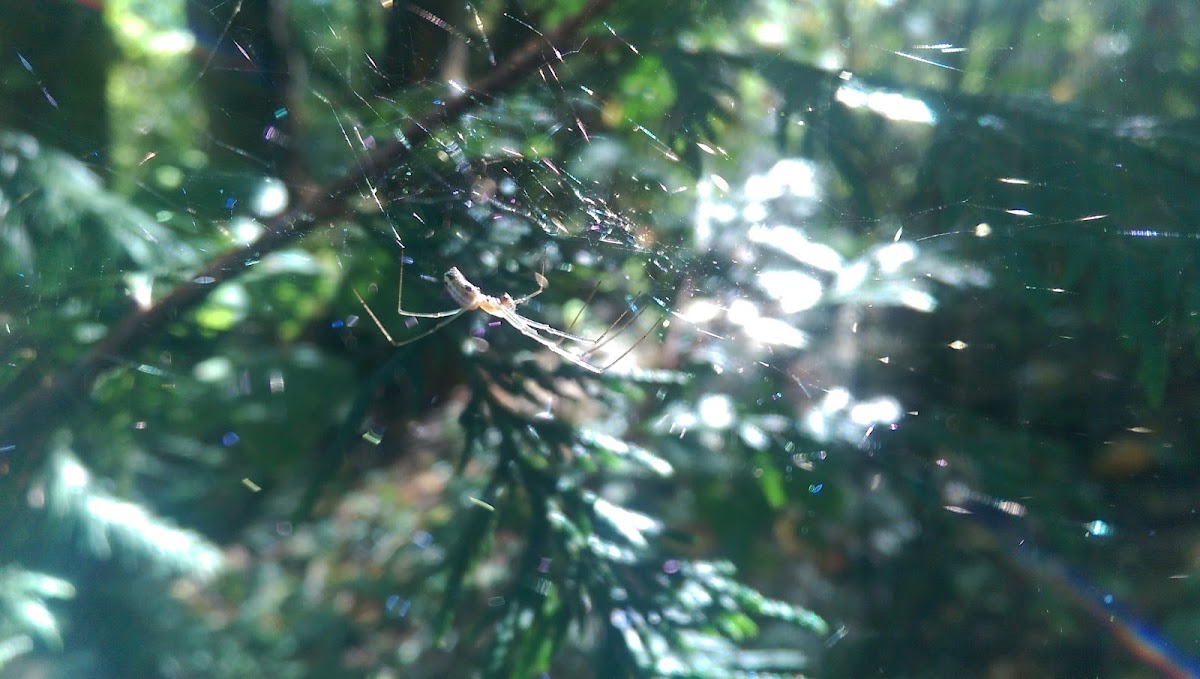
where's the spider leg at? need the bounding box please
[529,304,661,373]
[395,256,462,318]
[561,279,600,340]
[544,339,604,373]
[394,311,468,346]
[527,268,648,352]
[499,309,603,373]
[399,307,465,319]
[514,316,597,344]
[594,313,661,370]
[525,301,651,356]
[507,274,645,349]
[355,289,466,347]
[579,301,650,354]
[508,270,549,306]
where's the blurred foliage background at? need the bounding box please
[2,0,1200,677]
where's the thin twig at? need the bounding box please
[0,0,615,482]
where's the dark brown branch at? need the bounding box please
[0,0,615,481]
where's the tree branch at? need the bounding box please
[0,0,615,480]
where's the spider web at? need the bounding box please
[4,1,1200,678]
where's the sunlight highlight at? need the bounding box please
[749,225,842,271]
[744,159,819,203]
[757,270,824,313]
[835,84,936,124]
[803,388,903,443]
[697,394,734,429]
[874,242,916,273]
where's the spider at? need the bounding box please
[353,264,638,374]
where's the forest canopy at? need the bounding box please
[2,1,1200,678]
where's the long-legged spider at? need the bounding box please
[353,264,645,374]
